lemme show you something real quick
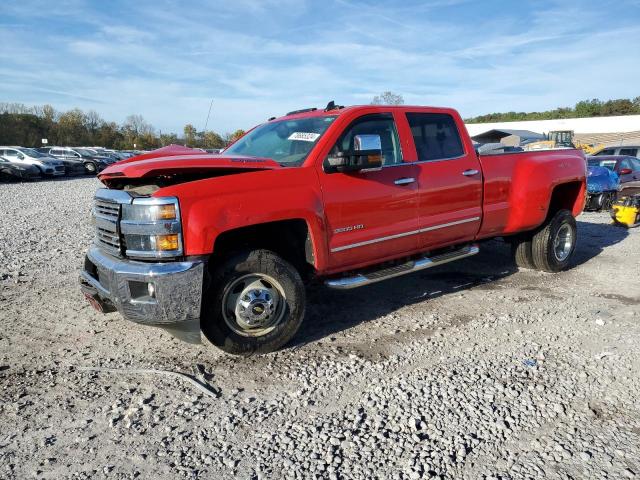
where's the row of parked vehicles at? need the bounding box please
[0,146,144,181]
[585,153,640,211]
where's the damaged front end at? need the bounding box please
[585,166,620,211]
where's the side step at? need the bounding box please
[325,244,479,290]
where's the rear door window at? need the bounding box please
[406,113,464,161]
[619,148,638,156]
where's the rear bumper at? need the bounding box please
[79,246,205,341]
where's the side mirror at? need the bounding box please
[619,168,632,175]
[325,134,383,173]
[18,153,24,160]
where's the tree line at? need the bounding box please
[465,97,640,123]
[0,102,245,150]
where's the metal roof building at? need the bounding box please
[471,128,545,146]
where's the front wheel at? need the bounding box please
[201,249,306,355]
[531,209,577,272]
[85,162,97,174]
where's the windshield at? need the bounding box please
[18,148,47,158]
[588,159,617,170]
[225,116,337,165]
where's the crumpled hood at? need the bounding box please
[98,154,281,181]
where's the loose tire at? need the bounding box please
[531,209,577,272]
[85,162,97,174]
[201,249,305,355]
[511,234,536,269]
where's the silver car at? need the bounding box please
[0,147,65,176]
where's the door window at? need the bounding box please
[620,158,633,170]
[406,113,464,161]
[597,149,615,156]
[50,149,63,156]
[619,148,638,156]
[332,114,402,166]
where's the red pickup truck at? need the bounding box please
[80,103,586,354]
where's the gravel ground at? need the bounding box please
[1,177,639,480]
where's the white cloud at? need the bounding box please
[1,0,639,133]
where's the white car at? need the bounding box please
[0,147,65,176]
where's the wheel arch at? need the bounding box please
[547,180,586,219]
[211,219,317,276]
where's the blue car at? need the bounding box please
[586,165,619,211]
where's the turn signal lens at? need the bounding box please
[156,204,176,220]
[156,234,180,251]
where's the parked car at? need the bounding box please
[0,156,40,181]
[82,148,120,164]
[80,103,586,355]
[0,147,65,176]
[595,145,640,158]
[585,165,619,211]
[587,155,640,197]
[44,147,111,174]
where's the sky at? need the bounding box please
[1,0,640,134]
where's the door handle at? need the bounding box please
[394,177,416,185]
[462,169,479,176]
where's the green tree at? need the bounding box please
[57,109,88,145]
[183,124,197,146]
[201,131,224,148]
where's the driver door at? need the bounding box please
[320,113,419,270]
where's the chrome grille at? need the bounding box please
[93,199,121,255]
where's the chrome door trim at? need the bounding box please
[330,216,481,253]
[331,228,422,253]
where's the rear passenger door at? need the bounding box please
[406,112,483,250]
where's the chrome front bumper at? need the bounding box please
[79,246,205,343]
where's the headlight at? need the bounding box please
[121,197,183,259]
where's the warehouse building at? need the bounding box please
[465,114,640,147]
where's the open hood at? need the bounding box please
[98,150,281,190]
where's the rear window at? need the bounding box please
[587,159,617,170]
[406,113,464,161]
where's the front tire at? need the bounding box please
[201,249,306,355]
[531,209,577,272]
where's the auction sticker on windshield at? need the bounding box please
[288,132,320,142]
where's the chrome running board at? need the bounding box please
[325,244,479,290]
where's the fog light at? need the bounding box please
[156,234,179,251]
[148,282,156,299]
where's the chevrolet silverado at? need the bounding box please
[80,103,586,354]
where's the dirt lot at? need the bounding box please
[1,177,639,480]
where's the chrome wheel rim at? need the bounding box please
[222,274,286,337]
[553,224,573,261]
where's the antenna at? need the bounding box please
[203,98,214,132]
